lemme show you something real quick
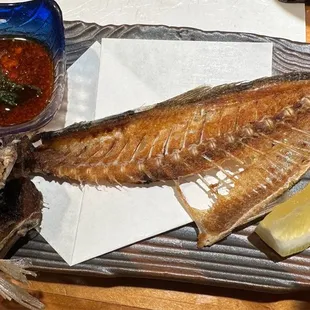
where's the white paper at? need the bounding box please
[34,42,101,264]
[97,40,273,117]
[55,0,305,42]
[37,39,272,266]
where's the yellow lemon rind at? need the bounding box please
[255,225,310,257]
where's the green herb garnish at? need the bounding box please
[0,70,42,107]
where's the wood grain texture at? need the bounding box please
[1,5,310,310]
[2,276,310,310]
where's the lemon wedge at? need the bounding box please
[255,184,310,257]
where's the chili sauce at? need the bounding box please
[0,38,54,126]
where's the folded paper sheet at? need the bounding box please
[36,40,273,265]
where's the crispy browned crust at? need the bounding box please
[31,72,310,182]
[0,178,43,257]
[197,110,310,246]
[29,71,310,246]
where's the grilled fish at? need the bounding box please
[0,139,43,310]
[19,71,310,248]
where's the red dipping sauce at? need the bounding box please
[0,38,54,127]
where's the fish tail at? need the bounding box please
[0,259,44,310]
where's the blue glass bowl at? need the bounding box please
[0,0,66,136]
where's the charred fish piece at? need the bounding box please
[0,138,42,256]
[26,71,310,247]
[0,139,43,310]
[0,178,43,257]
[0,178,43,310]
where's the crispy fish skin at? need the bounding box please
[0,140,44,310]
[29,71,310,246]
[31,72,310,183]
[0,178,44,310]
[0,178,43,257]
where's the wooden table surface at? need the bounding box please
[2,4,310,310]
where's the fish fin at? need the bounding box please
[158,78,275,107]
[162,85,213,105]
[160,72,310,108]
[0,259,44,310]
[159,84,244,107]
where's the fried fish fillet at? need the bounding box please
[24,71,310,247]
